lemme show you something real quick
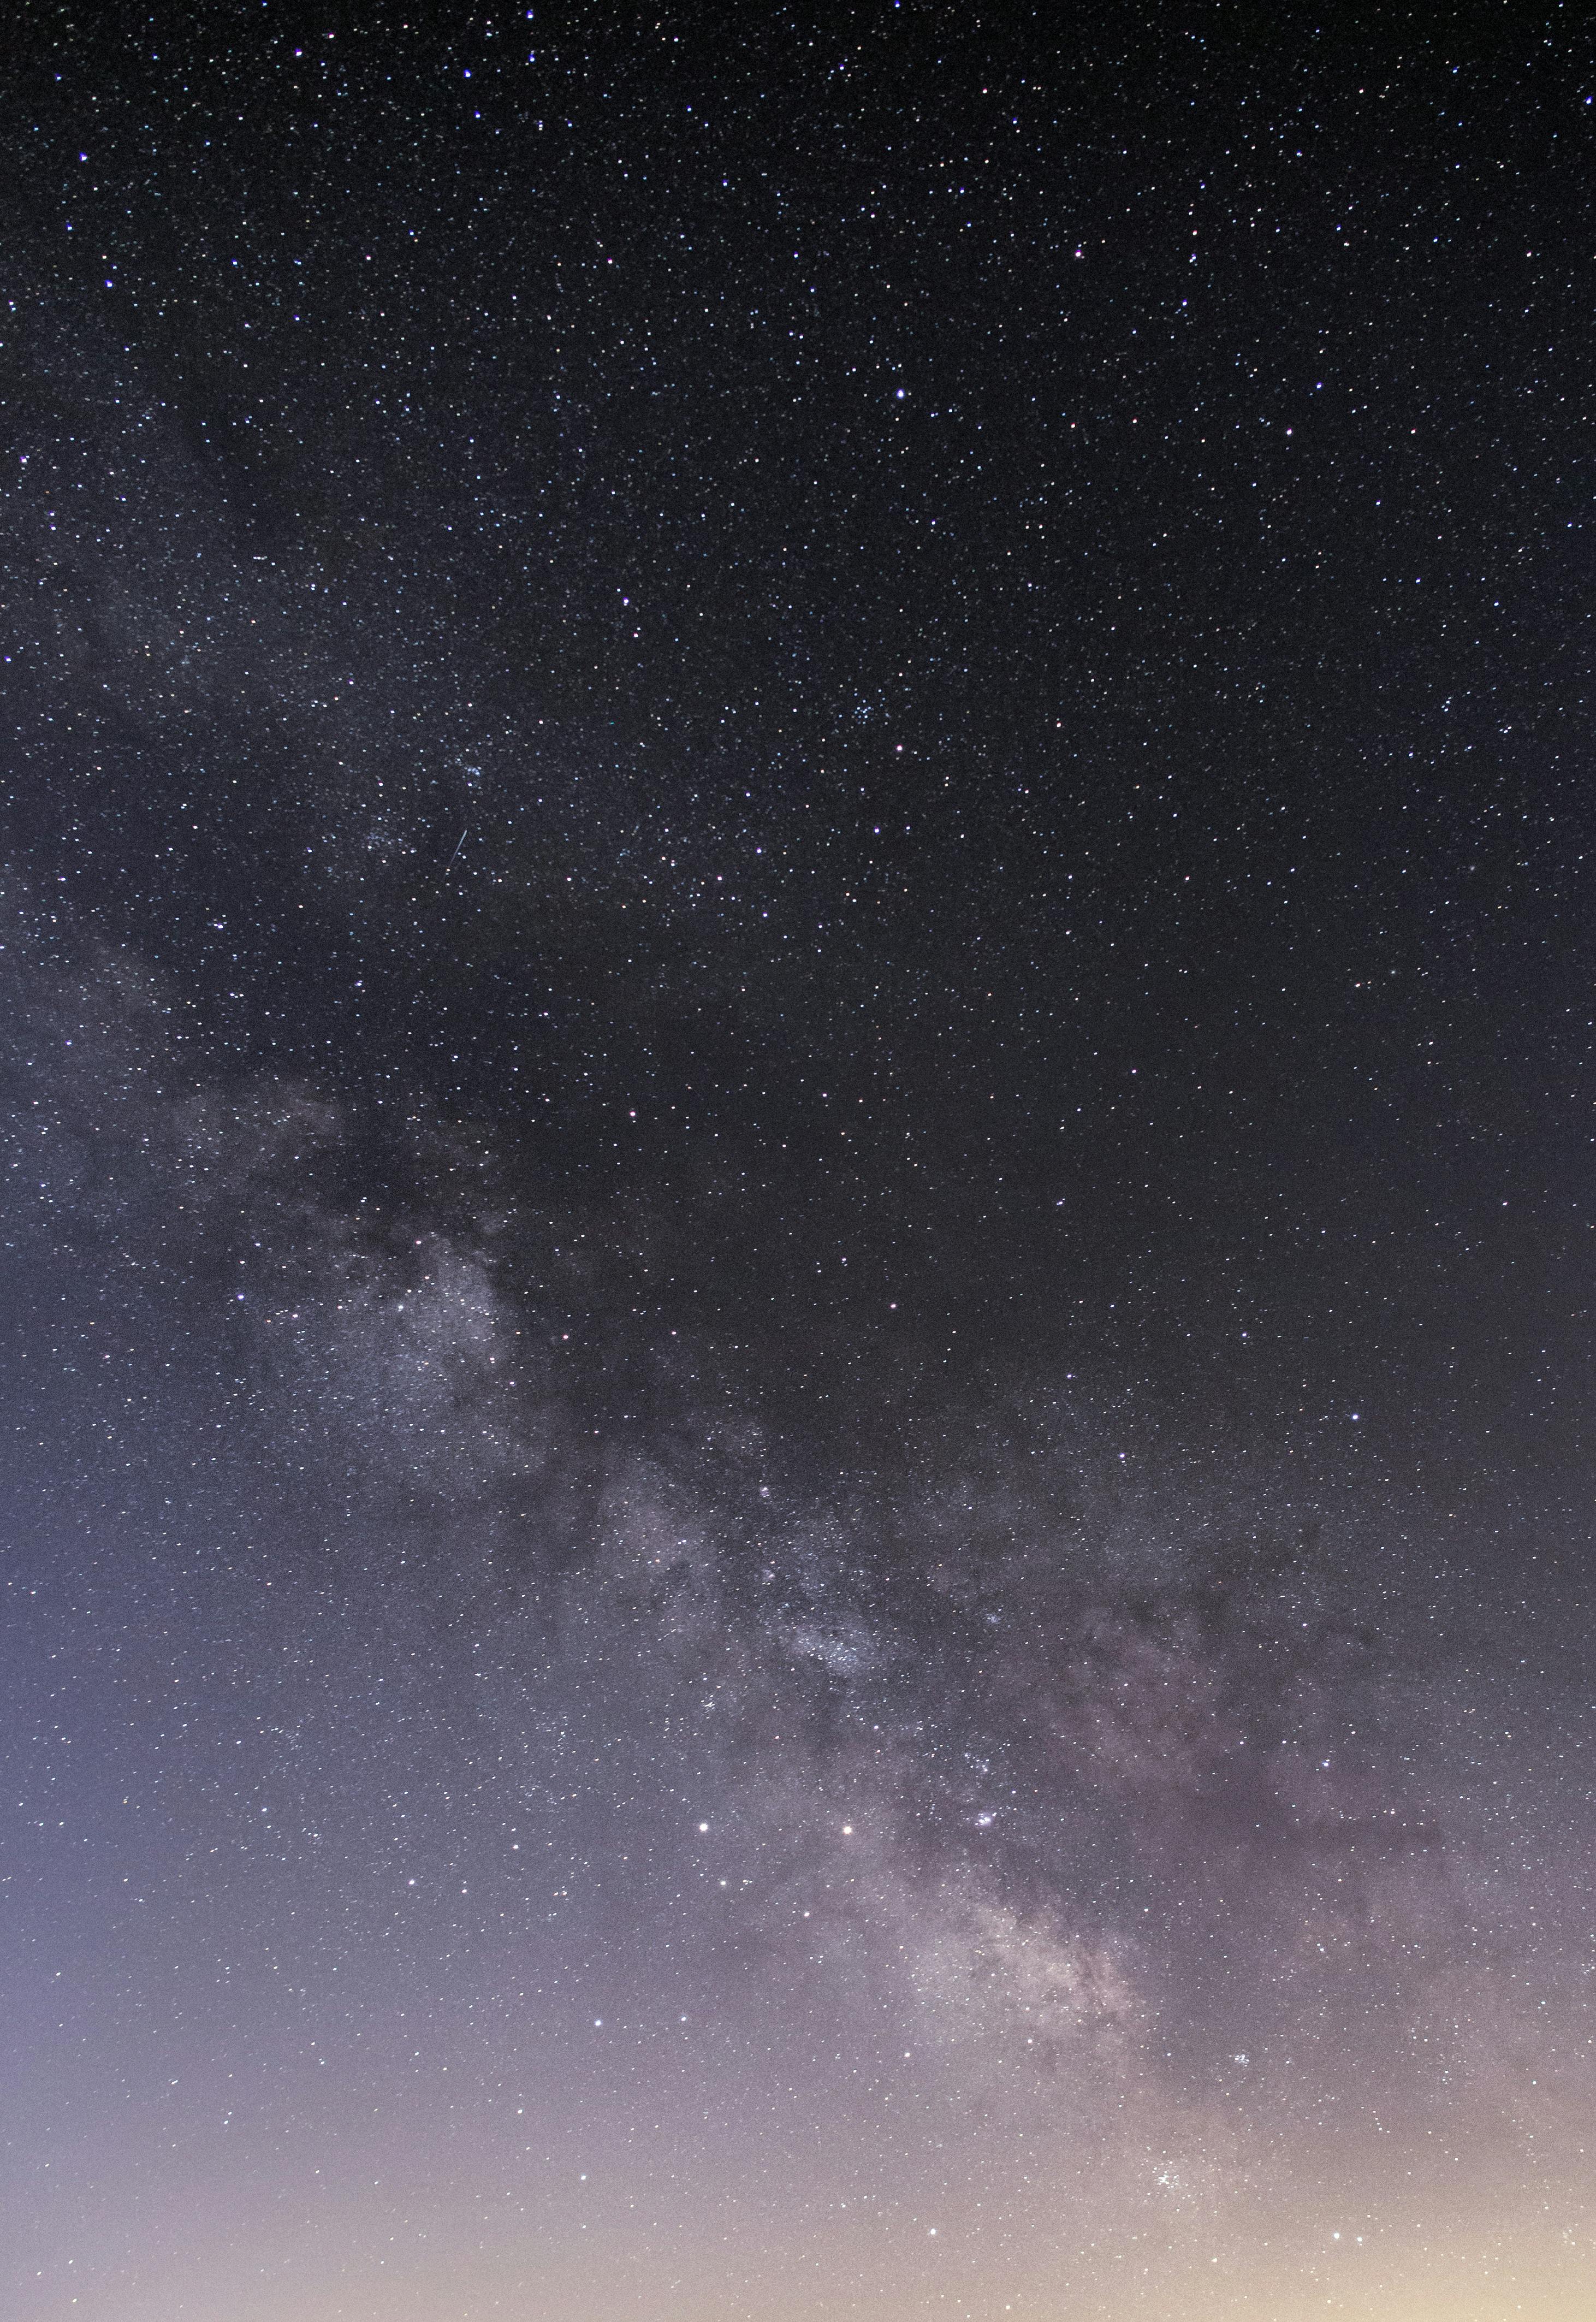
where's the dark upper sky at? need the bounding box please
[3,8,1593,2319]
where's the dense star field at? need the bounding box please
[3,7,1593,2318]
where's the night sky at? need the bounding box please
[3,6,1594,2318]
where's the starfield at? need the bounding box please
[2,6,1592,2318]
